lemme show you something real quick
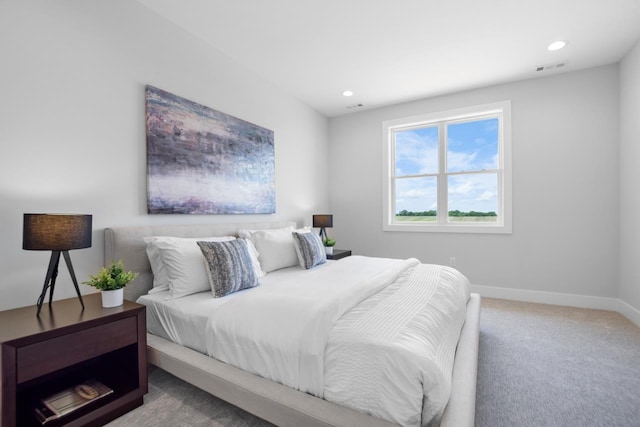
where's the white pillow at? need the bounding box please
[244,238,266,278]
[239,226,300,273]
[143,236,170,293]
[144,236,235,299]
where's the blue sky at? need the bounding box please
[394,117,499,213]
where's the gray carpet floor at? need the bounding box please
[476,298,640,427]
[107,298,640,426]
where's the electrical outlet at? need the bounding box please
[449,257,456,267]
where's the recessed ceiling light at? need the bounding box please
[547,40,567,51]
[342,90,354,97]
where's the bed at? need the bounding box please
[104,221,480,427]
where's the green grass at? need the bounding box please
[395,216,497,223]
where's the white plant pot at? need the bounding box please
[101,288,124,308]
[325,246,334,255]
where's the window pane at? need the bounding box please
[395,176,437,222]
[447,118,498,173]
[395,126,438,176]
[448,173,498,222]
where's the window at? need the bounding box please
[383,101,511,233]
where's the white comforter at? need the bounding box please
[325,262,470,426]
[204,256,417,394]
[204,256,469,426]
[139,256,470,426]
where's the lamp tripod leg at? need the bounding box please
[62,250,85,310]
[48,263,58,306]
[37,251,61,316]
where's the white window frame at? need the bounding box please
[382,101,512,234]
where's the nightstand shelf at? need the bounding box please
[0,293,147,427]
[327,249,351,260]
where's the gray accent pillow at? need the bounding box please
[292,231,326,269]
[197,239,259,298]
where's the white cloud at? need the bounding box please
[448,179,474,195]
[477,190,495,201]
[400,188,431,198]
[395,130,438,175]
[447,150,478,172]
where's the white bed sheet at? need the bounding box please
[137,258,361,354]
[138,286,218,354]
[137,259,366,354]
[137,256,470,427]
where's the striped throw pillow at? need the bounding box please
[292,231,326,269]
[197,239,259,298]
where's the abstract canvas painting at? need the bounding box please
[145,85,275,214]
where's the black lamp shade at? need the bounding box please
[23,214,92,251]
[313,214,333,228]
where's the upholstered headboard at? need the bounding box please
[104,221,297,302]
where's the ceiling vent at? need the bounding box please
[536,62,567,72]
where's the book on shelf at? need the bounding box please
[33,403,57,425]
[33,378,113,425]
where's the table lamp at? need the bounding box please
[23,213,92,316]
[312,214,333,242]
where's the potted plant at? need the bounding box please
[323,237,336,255]
[83,260,138,308]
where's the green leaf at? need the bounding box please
[83,260,138,291]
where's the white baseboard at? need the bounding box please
[617,299,640,327]
[471,284,640,327]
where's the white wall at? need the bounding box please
[0,0,635,318]
[0,0,329,310]
[329,66,620,305]
[619,39,640,317]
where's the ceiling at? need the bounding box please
[136,0,640,117]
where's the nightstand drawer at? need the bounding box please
[16,316,137,384]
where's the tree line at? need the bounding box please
[397,209,497,217]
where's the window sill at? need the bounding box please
[383,222,512,234]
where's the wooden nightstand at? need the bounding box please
[0,293,147,427]
[327,249,352,260]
